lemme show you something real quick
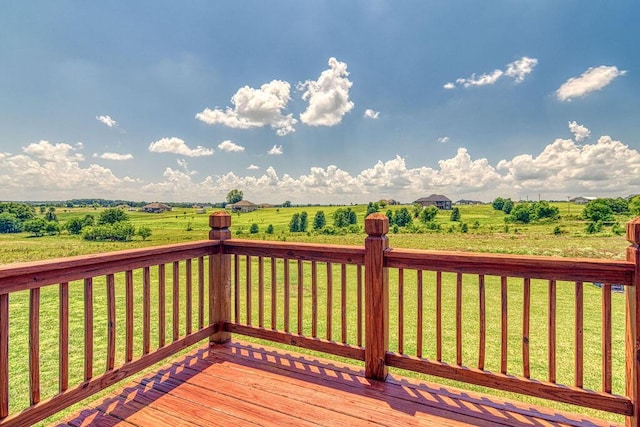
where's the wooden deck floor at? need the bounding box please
[57,340,620,427]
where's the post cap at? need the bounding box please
[627,216,640,245]
[365,213,389,236]
[209,211,231,229]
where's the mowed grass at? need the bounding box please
[0,203,636,424]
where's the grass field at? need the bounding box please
[0,202,636,424]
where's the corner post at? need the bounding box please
[364,213,389,381]
[209,211,232,345]
[626,217,640,427]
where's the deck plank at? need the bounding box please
[58,340,622,427]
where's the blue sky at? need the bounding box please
[1,1,638,204]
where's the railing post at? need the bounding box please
[364,213,389,381]
[627,216,640,427]
[209,211,232,345]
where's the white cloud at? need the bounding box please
[195,80,297,136]
[96,115,118,128]
[556,66,626,101]
[24,140,84,162]
[298,57,354,126]
[217,140,245,152]
[267,145,283,155]
[247,164,260,170]
[437,136,450,144]
[364,109,380,119]
[568,121,591,142]
[148,137,214,157]
[94,152,133,160]
[504,57,538,83]
[447,56,538,89]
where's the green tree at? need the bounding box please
[249,223,259,234]
[366,202,379,216]
[266,224,274,234]
[23,218,47,237]
[532,201,559,220]
[385,210,394,226]
[502,199,514,214]
[394,207,412,226]
[137,226,152,240]
[98,208,129,225]
[83,214,95,227]
[313,211,326,230]
[226,189,244,204]
[0,213,22,233]
[65,218,85,234]
[492,197,506,211]
[582,199,614,223]
[509,204,533,223]
[45,206,58,222]
[45,221,60,235]
[420,206,439,223]
[289,213,301,232]
[282,200,292,208]
[299,211,308,232]
[630,195,640,216]
[450,207,461,221]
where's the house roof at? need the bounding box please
[414,194,451,203]
[143,202,171,209]
[229,200,256,207]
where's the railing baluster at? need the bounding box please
[327,262,333,341]
[106,274,116,371]
[158,265,166,348]
[575,281,583,387]
[271,257,277,330]
[548,279,557,383]
[59,282,69,392]
[258,257,264,328]
[357,264,363,348]
[125,271,133,362]
[246,256,252,326]
[436,271,442,362]
[143,267,150,355]
[603,283,612,393]
[1,293,9,418]
[456,273,463,366]
[501,276,508,374]
[234,254,240,323]
[341,263,347,344]
[186,259,193,335]
[284,259,290,333]
[478,275,485,370]
[299,260,304,335]
[398,268,404,354]
[312,261,318,338]
[198,256,204,330]
[523,278,531,378]
[173,261,179,341]
[29,288,40,404]
[84,278,93,381]
[417,270,423,358]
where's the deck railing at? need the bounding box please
[0,211,639,426]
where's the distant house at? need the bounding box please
[570,196,596,204]
[227,200,258,213]
[414,194,452,210]
[142,202,172,213]
[380,199,400,206]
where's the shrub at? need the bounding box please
[250,223,259,234]
[65,218,85,234]
[0,212,22,233]
[138,226,152,240]
[266,224,274,234]
[450,207,461,221]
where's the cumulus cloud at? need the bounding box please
[195,80,297,136]
[247,164,260,170]
[447,56,538,89]
[437,136,450,144]
[267,145,283,155]
[364,109,380,119]
[96,115,118,128]
[94,152,133,160]
[217,140,245,152]
[556,66,626,101]
[148,137,214,157]
[568,121,591,142]
[298,57,354,126]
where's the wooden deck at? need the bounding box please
[57,340,620,427]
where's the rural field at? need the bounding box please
[0,201,637,424]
